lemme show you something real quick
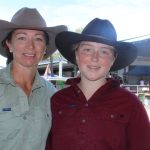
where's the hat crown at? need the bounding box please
[82,18,117,41]
[11,7,47,27]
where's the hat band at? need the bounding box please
[86,34,108,40]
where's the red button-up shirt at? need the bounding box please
[46,78,150,150]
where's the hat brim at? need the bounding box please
[55,31,137,71]
[0,20,67,59]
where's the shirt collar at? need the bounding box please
[0,63,44,89]
[66,77,120,91]
[0,63,14,85]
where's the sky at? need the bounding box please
[0,0,150,67]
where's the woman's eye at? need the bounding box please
[35,37,44,42]
[84,48,92,52]
[100,48,112,55]
[102,50,108,54]
[36,38,42,41]
[18,37,26,40]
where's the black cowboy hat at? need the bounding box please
[0,7,67,59]
[55,18,137,71]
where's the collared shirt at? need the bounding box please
[47,78,150,150]
[0,63,57,150]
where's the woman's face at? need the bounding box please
[75,41,116,81]
[6,29,47,68]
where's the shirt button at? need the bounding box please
[120,114,124,118]
[81,119,86,123]
[23,116,27,120]
[84,103,88,107]
[110,114,115,119]
[77,90,81,93]
[58,110,62,115]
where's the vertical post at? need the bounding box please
[59,61,63,77]
[50,55,53,75]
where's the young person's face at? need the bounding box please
[75,41,116,81]
[6,29,47,68]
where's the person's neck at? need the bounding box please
[11,63,37,96]
[78,77,106,101]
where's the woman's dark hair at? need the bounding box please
[2,31,13,65]
[2,30,49,65]
[72,42,80,65]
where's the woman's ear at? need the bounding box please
[44,50,47,54]
[5,40,12,52]
[44,46,47,54]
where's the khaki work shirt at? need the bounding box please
[0,63,56,150]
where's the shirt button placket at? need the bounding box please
[81,119,86,124]
[84,103,88,107]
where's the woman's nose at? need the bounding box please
[27,39,34,49]
[91,50,99,61]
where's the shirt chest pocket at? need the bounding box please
[0,111,14,122]
[53,106,77,120]
[25,107,51,142]
[0,107,22,134]
[30,107,51,131]
[96,110,129,124]
[93,109,130,138]
[52,107,78,133]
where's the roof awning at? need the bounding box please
[131,38,150,56]
[125,66,150,76]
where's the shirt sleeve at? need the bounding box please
[45,131,52,150]
[126,100,150,150]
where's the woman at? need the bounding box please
[47,18,150,150]
[0,7,67,150]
